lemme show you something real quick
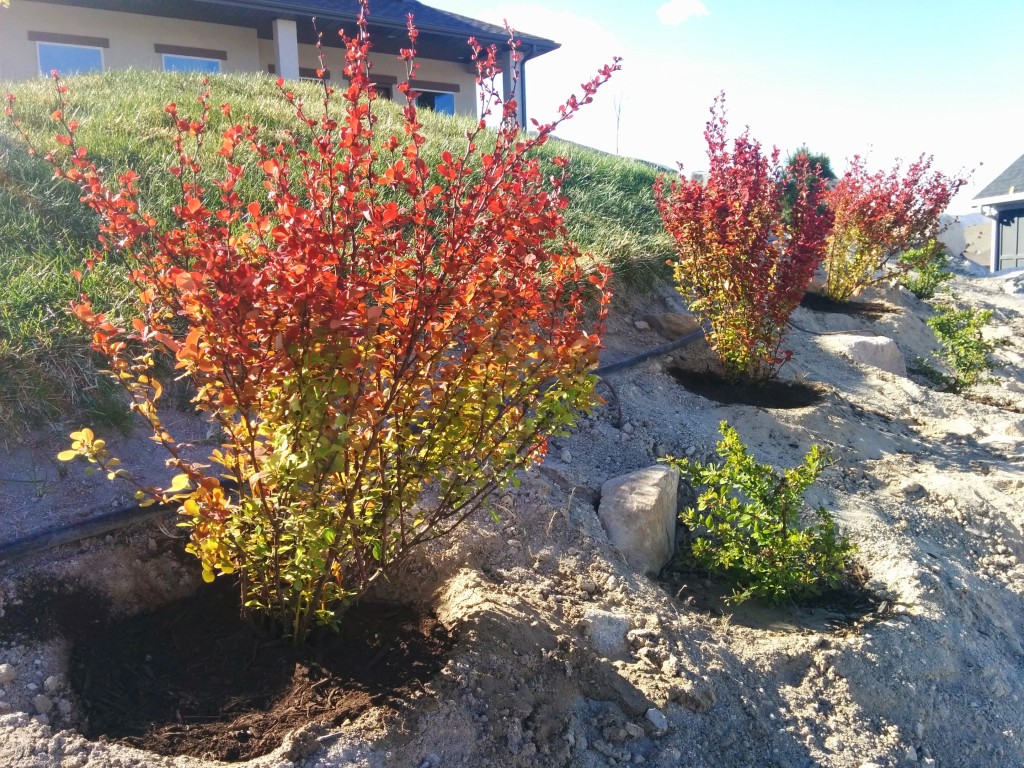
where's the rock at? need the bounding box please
[598,466,679,576]
[633,320,651,331]
[560,449,573,464]
[641,313,702,341]
[994,418,1024,438]
[645,708,668,732]
[821,334,907,377]
[621,422,635,435]
[602,725,629,743]
[906,745,918,761]
[624,722,644,738]
[825,735,844,751]
[0,664,15,684]
[899,481,925,497]
[914,722,925,740]
[671,679,716,713]
[43,675,62,694]
[580,578,598,595]
[32,694,53,714]
[583,610,631,658]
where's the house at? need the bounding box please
[972,152,1024,271]
[0,0,559,126]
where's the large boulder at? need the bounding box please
[597,466,679,576]
[821,333,907,377]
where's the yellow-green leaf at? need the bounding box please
[169,473,191,492]
[57,450,79,461]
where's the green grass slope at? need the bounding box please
[0,70,671,438]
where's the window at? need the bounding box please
[36,42,103,76]
[415,91,455,115]
[162,54,221,73]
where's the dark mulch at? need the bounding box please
[661,561,882,633]
[1,577,454,762]
[667,363,826,409]
[800,290,897,319]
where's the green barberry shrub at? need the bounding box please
[924,301,997,392]
[899,238,954,300]
[665,422,854,604]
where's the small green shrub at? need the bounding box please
[664,422,853,604]
[924,301,997,392]
[899,238,954,300]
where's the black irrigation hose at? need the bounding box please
[594,328,706,376]
[0,499,178,566]
[0,334,709,567]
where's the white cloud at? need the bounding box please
[656,0,710,26]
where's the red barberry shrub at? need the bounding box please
[655,96,832,383]
[6,3,618,642]
[822,154,966,302]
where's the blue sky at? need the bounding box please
[425,0,1024,213]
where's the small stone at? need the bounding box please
[684,446,696,456]
[26,682,38,692]
[621,422,635,435]
[580,579,598,595]
[583,610,631,658]
[899,481,925,496]
[560,449,573,464]
[0,664,15,684]
[43,675,62,694]
[645,708,668,732]
[147,538,158,552]
[825,735,844,752]
[906,745,918,761]
[624,722,644,739]
[915,722,924,740]
[633,320,651,331]
[32,694,53,714]
[603,725,628,743]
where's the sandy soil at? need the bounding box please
[0,265,1023,768]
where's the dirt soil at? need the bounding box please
[1,265,1023,768]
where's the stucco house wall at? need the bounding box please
[0,3,262,80]
[2,1,483,120]
[255,38,478,115]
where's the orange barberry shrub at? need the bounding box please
[656,96,832,383]
[7,4,617,642]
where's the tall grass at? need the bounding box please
[0,70,671,438]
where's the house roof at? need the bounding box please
[25,0,559,61]
[974,151,1024,201]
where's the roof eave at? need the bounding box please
[972,192,1024,212]
[192,0,559,54]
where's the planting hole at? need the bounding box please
[667,364,826,409]
[2,578,455,762]
[800,290,896,319]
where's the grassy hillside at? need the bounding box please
[0,70,671,437]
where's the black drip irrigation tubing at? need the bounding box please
[0,499,178,566]
[0,332,707,568]
[594,328,705,376]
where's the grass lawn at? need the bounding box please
[0,70,671,438]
